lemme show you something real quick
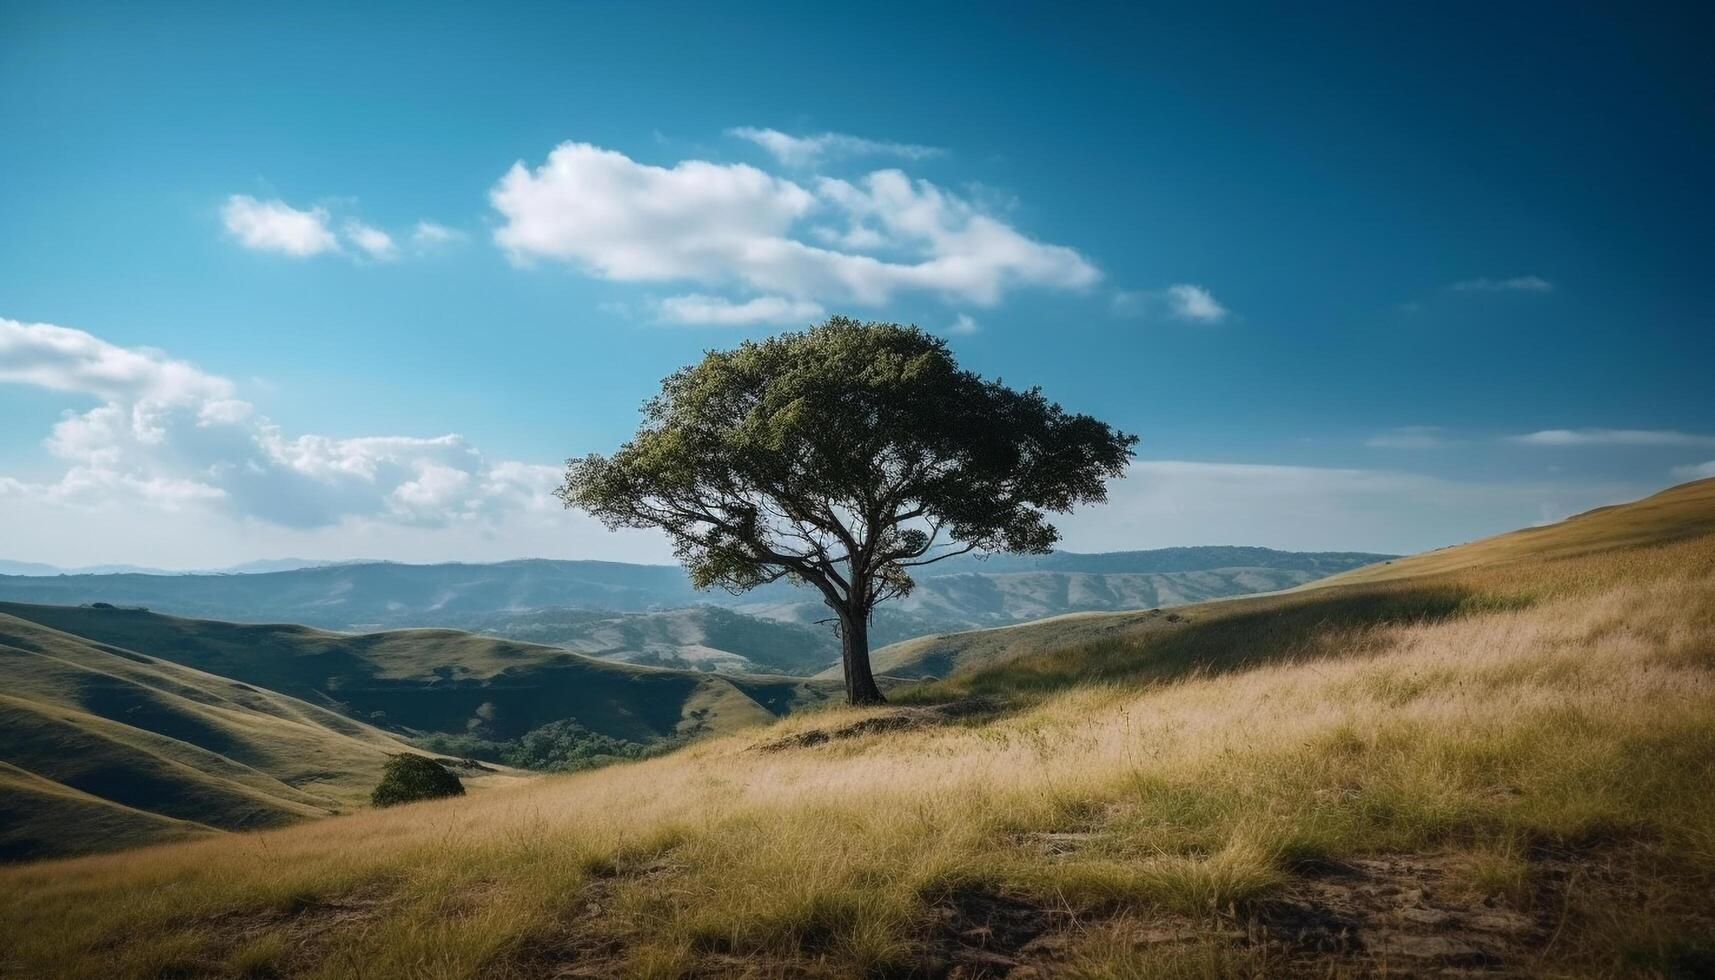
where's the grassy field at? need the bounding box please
[2,480,1712,977]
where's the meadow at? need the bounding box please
[2,483,1712,977]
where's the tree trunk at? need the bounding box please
[838,607,886,706]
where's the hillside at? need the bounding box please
[0,604,837,750]
[0,611,435,862]
[462,605,841,675]
[2,481,1709,977]
[858,478,1715,683]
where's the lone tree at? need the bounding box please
[559,317,1136,705]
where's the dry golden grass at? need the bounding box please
[3,511,1714,976]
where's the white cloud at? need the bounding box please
[411,221,462,249]
[948,313,979,335]
[1449,275,1553,293]
[221,193,451,263]
[727,127,943,169]
[1671,460,1715,480]
[1365,426,1451,450]
[343,220,399,260]
[655,294,825,326]
[1507,428,1715,447]
[0,316,599,538]
[1053,460,1648,555]
[221,195,339,256]
[1112,283,1229,323]
[489,141,1097,310]
[1165,283,1227,322]
[0,318,235,404]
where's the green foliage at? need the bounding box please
[370,754,465,808]
[562,317,1136,595]
[417,720,657,773]
[560,316,1135,703]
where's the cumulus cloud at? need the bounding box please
[1507,428,1715,447]
[1671,460,1715,480]
[489,141,1097,310]
[221,195,339,256]
[948,313,979,335]
[0,316,573,531]
[1112,283,1229,323]
[727,127,943,169]
[654,294,825,326]
[1449,275,1553,293]
[0,318,236,405]
[343,220,399,260]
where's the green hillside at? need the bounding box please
[0,611,423,861]
[0,602,836,748]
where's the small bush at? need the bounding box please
[370,754,464,808]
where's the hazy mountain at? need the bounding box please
[462,605,841,675]
[0,548,1390,671]
[0,557,374,576]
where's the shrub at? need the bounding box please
[370,754,464,808]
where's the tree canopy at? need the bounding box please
[560,317,1136,704]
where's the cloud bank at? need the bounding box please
[0,318,628,559]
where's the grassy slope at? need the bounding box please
[0,604,837,747]
[855,478,1715,683]
[3,481,1713,977]
[0,613,426,861]
[1320,475,1715,584]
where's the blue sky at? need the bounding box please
[2,1,1711,568]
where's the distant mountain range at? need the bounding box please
[0,547,1392,674]
[0,557,372,576]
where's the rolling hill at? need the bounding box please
[854,478,1715,683]
[2,480,1709,977]
[0,603,838,748]
[0,610,432,861]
